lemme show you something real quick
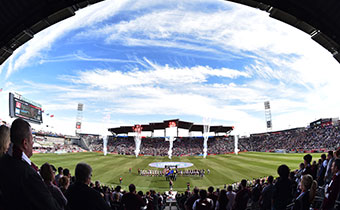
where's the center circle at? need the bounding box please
[149,162,194,168]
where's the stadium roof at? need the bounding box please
[1,0,340,65]
[108,119,234,135]
[0,0,103,65]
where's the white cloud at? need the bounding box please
[2,0,130,79]
[1,0,340,136]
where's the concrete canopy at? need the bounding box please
[1,0,339,65]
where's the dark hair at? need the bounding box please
[304,154,312,163]
[227,186,233,191]
[328,151,334,157]
[268,176,274,184]
[241,179,247,188]
[75,163,92,183]
[129,184,136,193]
[199,189,207,199]
[10,118,31,145]
[278,164,290,178]
[115,186,121,192]
[208,186,214,193]
[59,176,69,188]
[63,168,70,176]
[217,189,228,208]
[335,149,340,158]
[51,164,56,172]
[334,159,340,170]
[321,154,326,159]
[193,187,199,194]
[40,162,54,182]
[58,167,63,173]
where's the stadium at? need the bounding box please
[1,1,340,210]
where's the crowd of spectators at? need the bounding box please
[175,152,340,210]
[87,124,340,156]
[2,119,340,210]
[89,136,239,156]
[32,128,65,138]
[239,125,340,152]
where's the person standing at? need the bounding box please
[261,176,274,210]
[40,163,67,209]
[324,151,335,184]
[292,174,317,210]
[0,118,62,210]
[233,179,250,210]
[0,125,10,157]
[121,184,146,210]
[65,162,110,210]
[169,179,173,190]
[55,167,63,187]
[272,165,292,210]
[226,186,236,210]
[322,159,340,210]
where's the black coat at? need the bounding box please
[292,191,310,210]
[65,182,111,210]
[0,154,61,210]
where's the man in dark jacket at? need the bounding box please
[0,118,61,210]
[322,159,340,210]
[261,176,274,210]
[121,184,146,210]
[185,187,200,210]
[272,164,292,210]
[233,179,250,210]
[65,162,110,210]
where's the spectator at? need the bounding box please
[150,190,159,210]
[121,184,146,210]
[292,174,317,210]
[261,176,274,210]
[59,176,70,195]
[207,186,218,210]
[322,159,340,210]
[111,193,123,210]
[226,186,236,210]
[63,168,71,180]
[112,186,123,201]
[192,189,213,210]
[0,125,10,157]
[272,164,292,210]
[302,154,313,176]
[215,189,228,210]
[0,118,61,210]
[233,179,250,210]
[251,179,262,209]
[324,151,334,184]
[65,162,110,210]
[40,163,67,209]
[55,167,63,186]
[317,154,327,186]
[185,187,200,210]
[94,180,102,193]
[178,191,190,210]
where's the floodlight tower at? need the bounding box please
[75,103,83,135]
[264,101,272,131]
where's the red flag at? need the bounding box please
[0,88,3,92]
[50,115,54,117]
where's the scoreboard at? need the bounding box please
[9,93,43,124]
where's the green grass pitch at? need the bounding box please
[31,152,322,192]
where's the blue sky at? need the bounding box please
[1,0,340,136]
